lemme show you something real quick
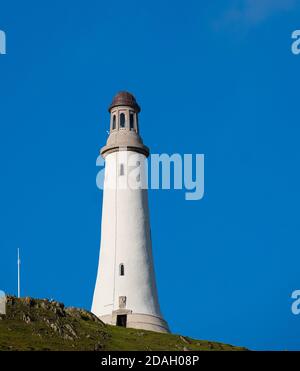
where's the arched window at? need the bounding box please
[129,112,134,130]
[119,264,125,276]
[112,115,116,130]
[120,113,125,128]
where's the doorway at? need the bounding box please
[116,314,127,327]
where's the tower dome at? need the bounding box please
[108,91,141,113]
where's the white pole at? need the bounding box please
[17,248,21,298]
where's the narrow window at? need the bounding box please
[136,161,141,182]
[112,115,116,130]
[119,263,125,276]
[136,115,139,132]
[130,112,134,130]
[120,113,125,128]
[120,164,124,176]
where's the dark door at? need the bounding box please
[116,314,127,327]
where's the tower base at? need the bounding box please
[99,310,170,333]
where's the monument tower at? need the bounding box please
[92,92,169,333]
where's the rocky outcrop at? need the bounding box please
[1,296,105,345]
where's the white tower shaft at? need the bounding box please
[92,92,169,333]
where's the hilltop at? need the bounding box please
[0,296,246,351]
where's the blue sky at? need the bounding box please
[1,0,300,350]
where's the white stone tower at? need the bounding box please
[92,92,169,333]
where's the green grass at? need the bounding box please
[0,297,247,351]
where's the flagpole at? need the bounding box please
[17,248,21,298]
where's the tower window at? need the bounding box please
[112,115,116,130]
[120,113,125,128]
[119,164,124,176]
[119,263,125,276]
[130,112,134,130]
[136,161,141,182]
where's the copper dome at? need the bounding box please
[108,91,141,113]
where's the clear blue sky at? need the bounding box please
[1,0,300,351]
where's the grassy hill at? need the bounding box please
[0,296,246,351]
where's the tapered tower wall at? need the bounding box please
[92,92,169,333]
